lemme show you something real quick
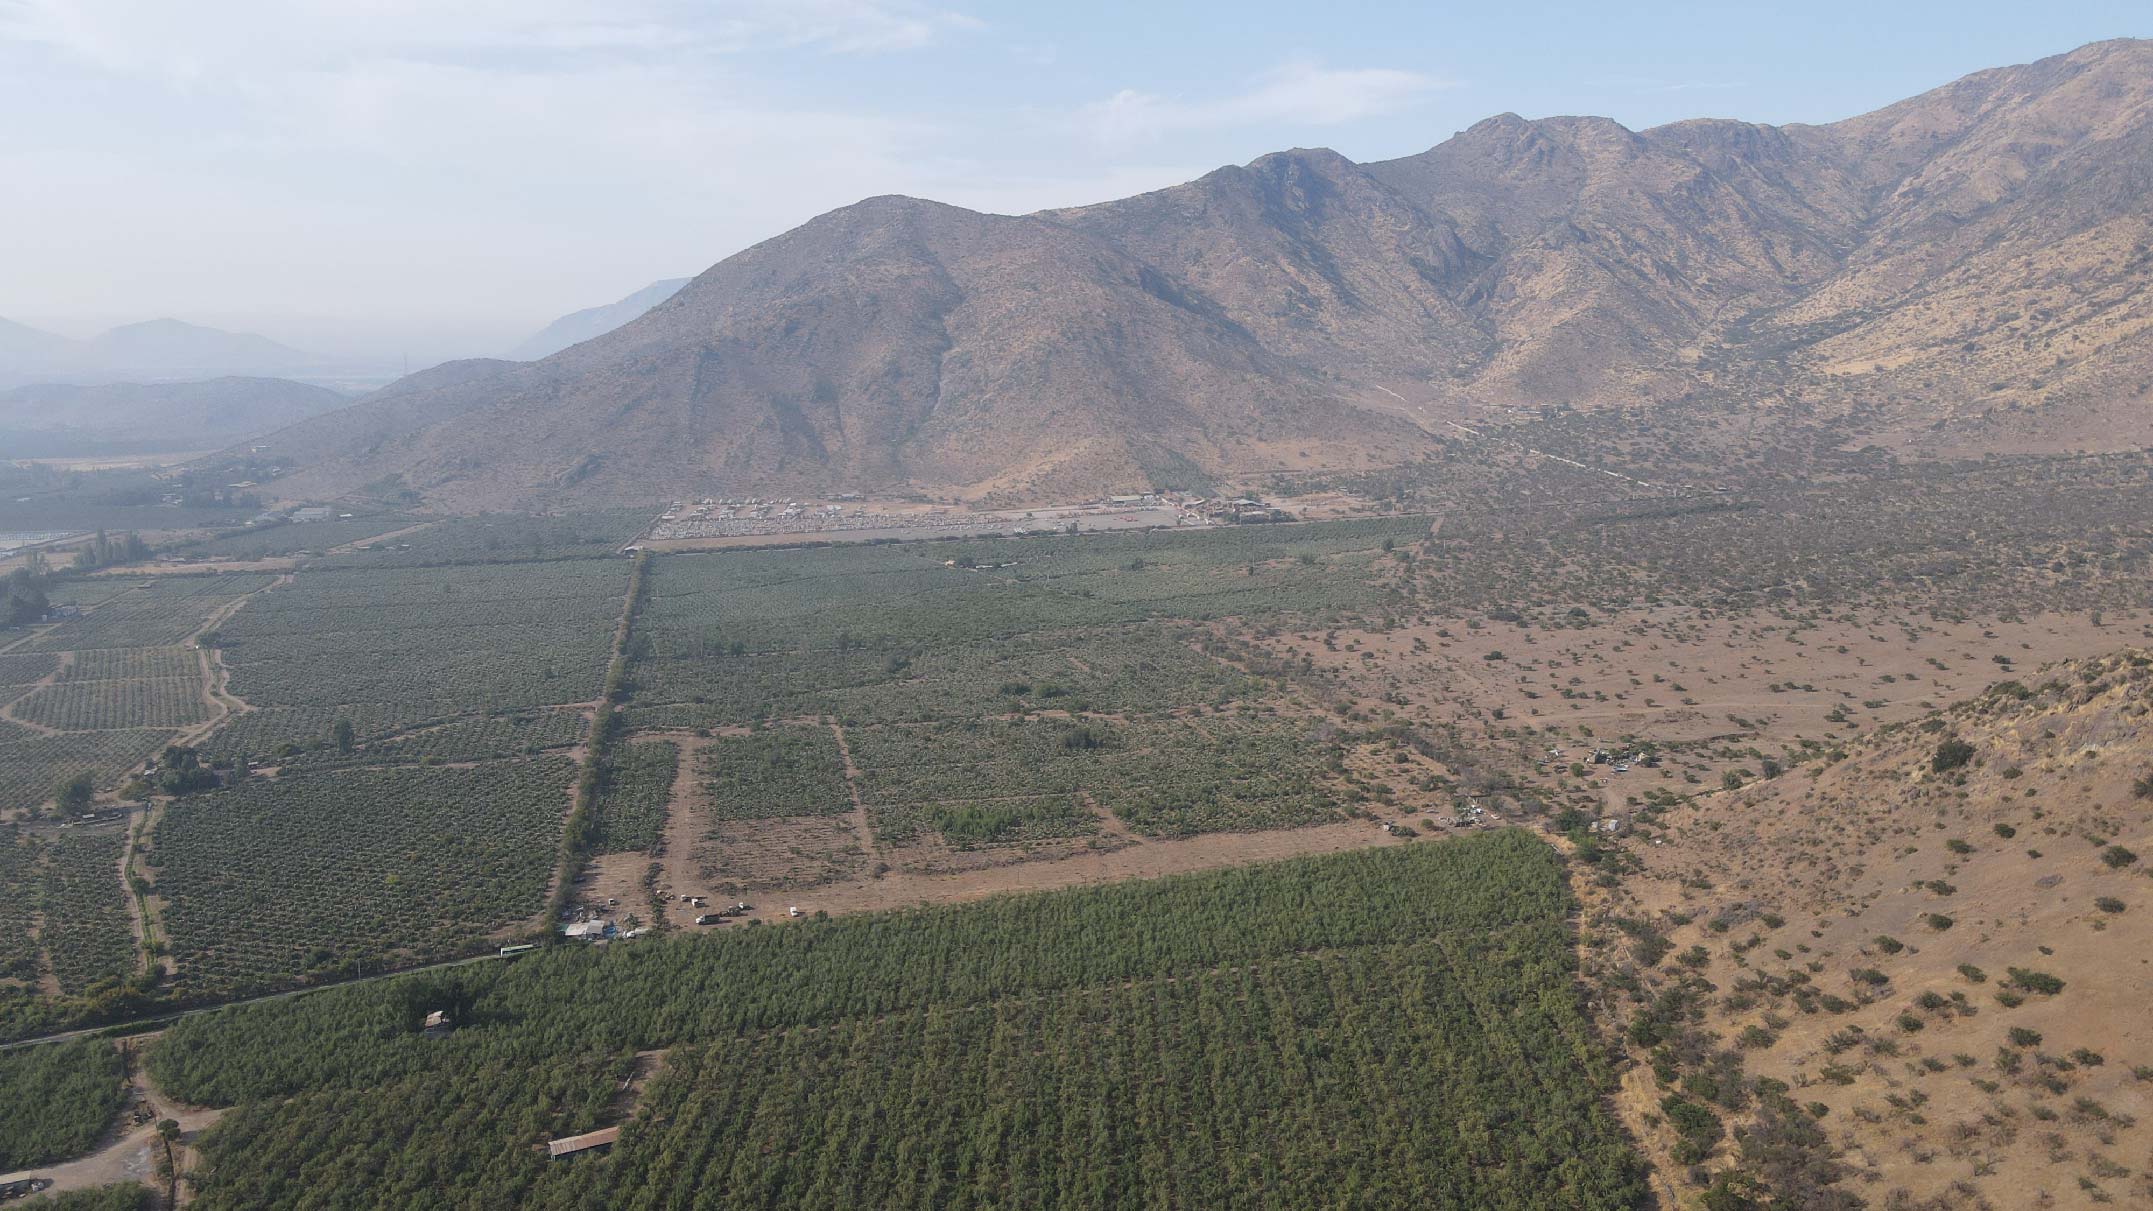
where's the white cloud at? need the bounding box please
[0,5,1455,359]
[0,3,973,354]
[712,1,984,55]
[1073,61,1454,147]
[0,0,980,77]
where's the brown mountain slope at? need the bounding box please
[1751,38,2153,447]
[260,39,2153,510]
[266,199,1421,507]
[1363,113,1870,404]
[1046,148,1497,391]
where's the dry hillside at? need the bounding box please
[1585,650,2153,1209]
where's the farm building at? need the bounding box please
[546,1126,620,1160]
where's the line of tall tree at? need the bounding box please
[2,565,46,626]
[4,530,150,626]
[76,529,150,572]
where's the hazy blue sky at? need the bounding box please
[2,1,2145,361]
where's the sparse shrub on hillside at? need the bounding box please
[2006,968,2065,996]
[2099,844,2138,869]
[1659,1095,1724,1164]
[1930,738,1976,773]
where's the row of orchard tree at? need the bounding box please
[141,832,1645,1210]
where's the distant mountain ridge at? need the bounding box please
[254,39,2153,509]
[0,317,76,364]
[0,377,349,456]
[508,279,691,361]
[84,319,315,376]
[0,317,326,388]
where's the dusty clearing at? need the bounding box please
[640,732,712,929]
[743,818,1436,920]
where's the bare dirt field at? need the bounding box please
[719,818,1449,921]
[693,816,866,896]
[90,558,301,576]
[637,503,1194,552]
[577,851,654,928]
